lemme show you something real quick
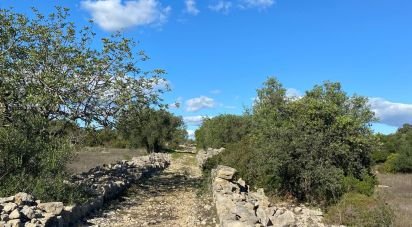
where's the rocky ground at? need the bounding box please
[82,153,216,227]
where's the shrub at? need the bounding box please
[195,114,251,149]
[324,193,394,227]
[199,78,377,205]
[382,153,400,173]
[342,175,376,196]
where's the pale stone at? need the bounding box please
[8,209,20,220]
[215,165,237,180]
[21,206,35,219]
[14,193,34,205]
[3,203,17,213]
[37,202,64,216]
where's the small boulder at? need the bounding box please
[215,165,237,180]
[14,193,34,206]
[37,202,64,216]
[8,209,21,220]
[0,196,14,204]
[271,210,295,227]
[3,203,17,213]
[256,207,270,226]
[21,206,35,219]
[6,219,21,227]
[1,214,9,222]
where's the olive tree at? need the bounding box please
[0,7,168,130]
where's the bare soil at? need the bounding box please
[67,147,147,174]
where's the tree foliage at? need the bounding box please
[117,107,187,152]
[376,124,412,173]
[0,7,167,130]
[0,7,168,201]
[201,77,377,204]
[195,114,251,149]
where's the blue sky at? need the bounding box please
[2,0,412,137]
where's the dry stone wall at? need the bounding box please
[0,153,170,227]
[196,147,225,167]
[211,165,326,227]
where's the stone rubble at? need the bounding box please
[211,165,326,227]
[0,153,170,227]
[196,147,226,167]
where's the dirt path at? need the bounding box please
[82,153,216,227]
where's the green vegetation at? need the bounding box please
[201,77,377,205]
[117,107,187,152]
[195,114,251,149]
[374,124,412,173]
[324,193,394,226]
[0,7,183,202]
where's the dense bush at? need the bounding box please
[117,108,187,152]
[378,124,412,173]
[324,193,394,226]
[201,77,377,205]
[195,114,251,149]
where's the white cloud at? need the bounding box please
[369,98,412,127]
[183,115,209,125]
[185,0,200,15]
[241,0,275,9]
[81,0,171,31]
[187,129,195,139]
[286,88,303,99]
[186,96,216,112]
[209,1,233,13]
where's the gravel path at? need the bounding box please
[82,153,216,227]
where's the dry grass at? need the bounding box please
[66,147,147,174]
[377,173,412,227]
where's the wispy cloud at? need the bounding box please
[183,115,211,125]
[369,98,412,127]
[210,89,222,94]
[286,88,303,99]
[186,96,216,112]
[240,0,275,9]
[209,1,233,13]
[81,0,171,31]
[185,0,200,15]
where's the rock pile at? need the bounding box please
[196,147,225,167]
[211,165,325,227]
[0,153,170,227]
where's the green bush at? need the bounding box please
[381,153,400,173]
[324,193,394,227]
[371,149,390,164]
[200,78,377,205]
[195,114,251,149]
[342,175,376,196]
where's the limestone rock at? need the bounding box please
[9,209,21,220]
[21,206,35,219]
[37,202,64,216]
[0,196,15,204]
[271,210,295,227]
[3,203,17,213]
[1,214,9,222]
[14,193,34,206]
[6,219,21,227]
[215,165,237,180]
